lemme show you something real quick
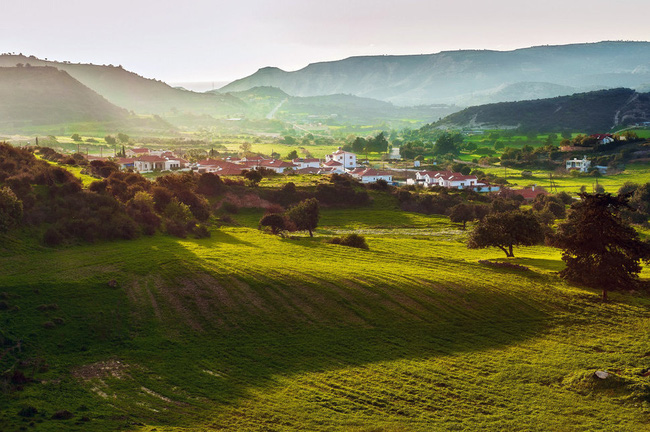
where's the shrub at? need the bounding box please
[43,226,64,246]
[260,213,286,235]
[193,224,211,239]
[165,219,188,238]
[18,406,38,418]
[51,410,73,420]
[328,234,369,249]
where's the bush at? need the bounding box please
[43,226,64,246]
[260,213,286,235]
[165,219,188,238]
[193,224,211,239]
[328,233,369,249]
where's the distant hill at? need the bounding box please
[220,86,459,126]
[219,41,650,106]
[0,66,128,127]
[0,55,245,117]
[428,88,650,132]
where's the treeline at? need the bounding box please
[395,185,573,230]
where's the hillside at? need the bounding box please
[429,88,650,132]
[0,55,245,117]
[0,66,128,127]
[1,182,649,430]
[219,41,650,106]
[223,86,459,126]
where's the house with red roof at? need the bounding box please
[321,160,346,174]
[292,158,321,169]
[326,148,357,170]
[349,168,393,184]
[590,134,614,145]
[125,148,149,157]
[259,159,296,173]
[134,155,166,172]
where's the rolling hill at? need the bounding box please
[429,88,650,132]
[222,86,459,126]
[1,192,649,431]
[0,66,128,127]
[219,41,650,106]
[0,55,245,117]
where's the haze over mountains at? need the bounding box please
[0,55,244,118]
[2,41,650,133]
[220,41,650,106]
[0,66,128,128]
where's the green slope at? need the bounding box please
[1,200,649,431]
[0,66,128,127]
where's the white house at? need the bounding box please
[258,159,296,173]
[321,160,346,174]
[591,134,615,145]
[326,148,357,170]
[134,155,166,172]
[164,159,182,171]
[408,171,453,187]
[437,173,480,189]
[349,168,393,184]
[566,156,591,173]
[292,158,321,169]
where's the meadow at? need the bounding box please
[1,191,649,431]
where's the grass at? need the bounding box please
[1,193,649,431]
[476,162,650,193]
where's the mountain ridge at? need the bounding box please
[219,41,650,106]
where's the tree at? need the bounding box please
[433,132,462,156]
[286,198,319,237]
[468,210,544,257]
[0,187,23,233]
[243,169,263,186]
[260,213,285,235]
[117,133,130,143]
[367,132,389,153]
[71,133,82,142]
[351,137,367,154]
[104,135,116,145]
[287,150,299,160]
[553,193,650,301]
[449,203,475,230]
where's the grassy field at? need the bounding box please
[1,190,649,431]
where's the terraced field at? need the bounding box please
[1,206,649,431]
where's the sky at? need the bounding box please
[4,0,650,87]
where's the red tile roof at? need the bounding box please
[293,158,320,163]
[324,160,343,166]
[137,155,167,162]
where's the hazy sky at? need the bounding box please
[4,0,650,85]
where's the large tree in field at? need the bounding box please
[553,193,650,301]
[468,210,544,257]
[286,198,320,237]
[449,203,475,230]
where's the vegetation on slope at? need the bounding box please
[431,88,650,133]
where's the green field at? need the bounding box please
[1,192,649,431]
